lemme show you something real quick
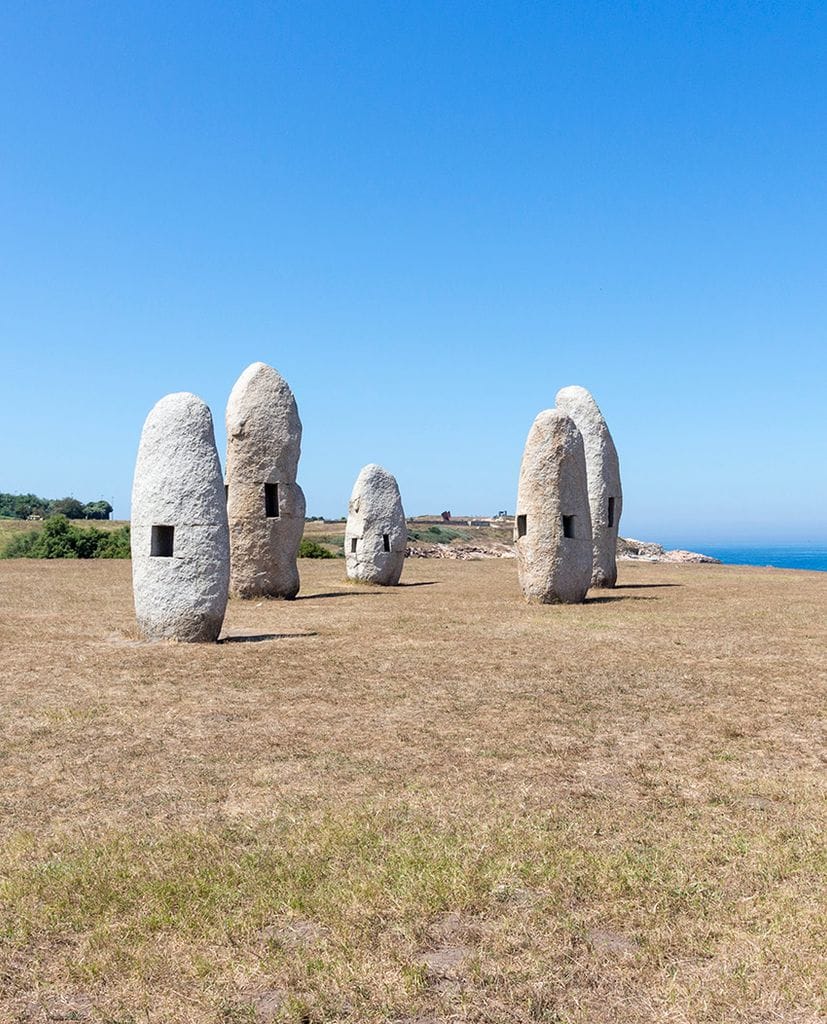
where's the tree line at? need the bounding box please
[0,493,113,520]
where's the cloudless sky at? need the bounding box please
[1,1,825,545]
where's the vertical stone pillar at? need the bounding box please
[345,464,406,585]
[226,362,306,599]
[555,386,622,587]
[131,392,229,641]
[515,409,592,604]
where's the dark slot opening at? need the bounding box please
[607,496,615,528]
[351,538,358,553]
[383,533,391,552]
[150,524,174,557]
[224,484,229,504]
[562,515,575,539]
[517,514,527,538]
[264,482,279,518]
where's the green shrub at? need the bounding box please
[409,526,464,545]
[298,538,337,559]
[96,526,131,558]
[1,517,130,559]
[317,533,345,549]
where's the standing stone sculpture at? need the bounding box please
[555,385,622,587]
[514,409,593,604]
[345,464,406,586]
[131,392,230,642]
[225,362,306,599]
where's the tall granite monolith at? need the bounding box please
[345,464,406,585]
[225,362,306,599]
[555,385,622,587]
[131,392,230,642]
[514,409,593,604]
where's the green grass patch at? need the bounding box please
[408,526,469,545]
[298,538,340,559]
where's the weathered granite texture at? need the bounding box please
[131,392,229,642]
[555,385,622,587]
[345,464,407,585]
[225,362,306,599]
[514,409,593,604]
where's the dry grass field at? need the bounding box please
[0,557,825,1023]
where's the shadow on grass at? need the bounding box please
[219,632,319,644]
[586,595,657,604]
[615,583,682,589]
[397,581,440,588]
[293,591,385,600]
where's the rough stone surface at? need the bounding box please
[131,392,229,642]
[345,464,407,585]
[514,409,593,604]
[555,385,623,587]
[225,362,306,599]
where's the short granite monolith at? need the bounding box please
[225,362,306,599]
[345,464,406,585]
[555,385,622,587]
[131,392,229,641]
[514,409,593,604]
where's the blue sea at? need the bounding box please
[689,546,827,572]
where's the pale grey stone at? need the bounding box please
[555,385,622,587]
[225,362,306,599]
[514,409,593,604]
[345,464,406,585]
[131,392,229,642]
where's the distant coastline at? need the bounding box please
[687,546,827,573]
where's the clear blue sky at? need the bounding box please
[1,1,825,545]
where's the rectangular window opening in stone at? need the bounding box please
[608,497,615,528]
[351,538,358,553]
[224,484,229,503]
[383,533,391,552]
[150,524,174,557]
[517,514,527,538]
[264,482,279,519]
[562,515,575,539]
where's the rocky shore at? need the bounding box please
[616,537,721,565]
[407,536,720,564]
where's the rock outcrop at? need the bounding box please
[225,362,306,599]
[514,409,593,604]
[131,392,229,642]
[406,542,516,560]
[555,385,622,587]
[345,464,407,585]
[617,537,721,564]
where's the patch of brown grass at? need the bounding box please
[0,558,824,1022]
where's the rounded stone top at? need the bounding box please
[349,464,404,517]
[226,360,301,444]
[137,392,217,455]
[132,391,226,525]
[555,383,619,457]
[524,407,581,452]
[354,463,395,486]
[555,384,603,417]
[227,362,299,424]
[351,463,400,496]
